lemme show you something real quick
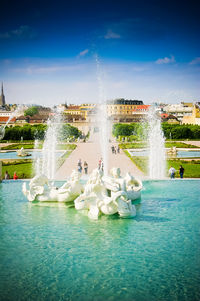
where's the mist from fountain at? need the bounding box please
[34,109,63,180]
[95,55,109,176]
[0,105,24,140]
[147,106,166,179]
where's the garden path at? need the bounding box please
[55,134,144,180]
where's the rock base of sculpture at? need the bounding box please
[22,168,143,220]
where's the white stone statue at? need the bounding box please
[74,169,105,219]
[17,147,31,157]
[22,174,50,202]
[74,167,142,219]
[22,166,142,220]
[22,170,84,203]
[166,146,177,158]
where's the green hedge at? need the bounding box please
[4,124,82,141]
[113,123,200,140]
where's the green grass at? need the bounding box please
[120,141,199,149]
[119,142,147,149]
[124,151,200,178]
[56,150,74,169]
[57,144,77,150]
[165,142,199,148]
[1,144,77,179]
[2,161,34,179]
[1,144,35,150]
[124,150,148,173]
[167,159,200,178]
[1,143,77,151]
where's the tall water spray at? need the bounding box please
[34,109,62,180]
[147,106,166,179]
[0,105,24,140]
[95,55,109,175]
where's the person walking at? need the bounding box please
[77,159,82,173]
[169,166,176,179]
[13,172,18,180]
[179,165,184,178]
[5,171,10,180]
[84,161,88,174]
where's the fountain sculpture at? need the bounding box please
[22,167,142,219]
[166,146,177,158]
[21,65,143,219]
[17,147,31,157]
[23,170,84,203]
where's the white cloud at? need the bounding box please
[12,64,83,74]
[156,55,175,64]
[0,25,36,40]
[3,59,199,105]
[78,49,89,57]
[189,57,200,65]
[104,29,121,39]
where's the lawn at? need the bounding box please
[1,143,77,151]
[1,144,76,179]
[167,159,200,178]
[120,141,199,149]
[2,160,33,179]
[124,150,200,178]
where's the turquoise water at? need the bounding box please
[0,150,65,160]
[128,149,200,158]
[0,180,200,301]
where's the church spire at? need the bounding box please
[0,82,5,107]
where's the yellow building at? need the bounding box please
[64,104,96,119]
[79,104,96,119]
[182,103,200,125]
[106,99,143,117]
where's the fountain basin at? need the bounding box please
[0,150,66,160]
[0,179,199,301]
[128,149,200,158]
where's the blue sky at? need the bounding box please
[0,0,199,105]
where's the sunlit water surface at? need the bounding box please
[128,149,200,158]
[0,150,65,160]
[0,180,200,301]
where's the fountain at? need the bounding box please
[34,109,63,180]
[166,146,177,158]
[1,102,200,301]
[23,166,142,219]
[147,105,166,179]
[17,147,31,157]
[0,105,24,140]
[95,55,110,176]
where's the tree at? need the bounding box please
[24,106,39,117]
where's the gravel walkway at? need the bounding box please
[55,137,144,180]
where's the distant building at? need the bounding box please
[161,113,180,124]
[182,103,200,125]
[16,114,49,124]
[0,83,6,107]
[64,104,96,120]
[107,98,143,105]
[106,99,144,119]
[163,103,193,121]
